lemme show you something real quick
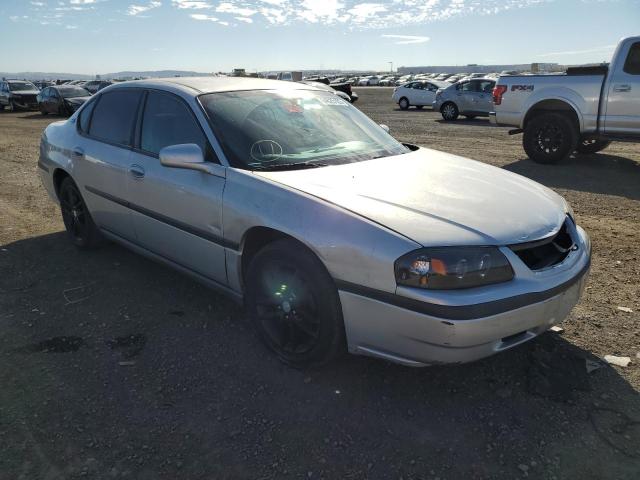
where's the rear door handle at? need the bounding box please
[128,164,145,179]
[613,84,631,92]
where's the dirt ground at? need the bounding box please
[0,87,639,480]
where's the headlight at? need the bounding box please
[394,247,514,290]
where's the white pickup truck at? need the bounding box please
[490,36,640,163]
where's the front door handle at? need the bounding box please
[129,164,145,179]
[613,84,631,92]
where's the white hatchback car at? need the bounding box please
[392,80,449,110]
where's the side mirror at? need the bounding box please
[379,124,390,134]
[160,143,209,172]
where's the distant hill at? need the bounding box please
[1,70,213,81]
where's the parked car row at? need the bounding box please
[392,77,497,120]
[0,78,113,115]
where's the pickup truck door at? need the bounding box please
[604,41,640,135]
[126,90,228,285]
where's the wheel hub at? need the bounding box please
[281,300,292,314]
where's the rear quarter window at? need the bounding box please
[623,42,640,75]
[88,90,143,146]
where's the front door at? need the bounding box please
[126,90,228,285]
[604,41,640,135]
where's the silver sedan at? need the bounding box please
[39,77,590,368]
[433,78,496,121]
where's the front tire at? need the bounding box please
[59,177,103,248]
[523,113,578,164]
[398,97,410,110]
[245,239,345,368]
[441,102,459,121]
[575,137,611,154]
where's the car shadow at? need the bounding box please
[434,117,496,127]
[1,231,639,478]
[392,107,434,113]
[503,152,640,201]
[20,112,66,120]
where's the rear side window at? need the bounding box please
[623,42,640,74]
[478,80,495,93]
[78,99,97,133]
[140,91,211,159]
[89,90,142,146]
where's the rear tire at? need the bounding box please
[575,137,611,154]
[523,113,578,164]
[441,102,459,121]
[245,239,345,368]
[398,97,410,110]
[59,177,103,249]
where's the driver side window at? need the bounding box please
[140,91,216,162]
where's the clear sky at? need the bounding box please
[2,0,639,74]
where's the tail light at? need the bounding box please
[493,85,507,105]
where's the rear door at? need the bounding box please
[75,89,144,240]
[126,89,228,285]
[474,80,496,113]
[604,41,640,135]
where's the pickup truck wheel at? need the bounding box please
[441,102,459,121]
[576,137,611,154]
[246,239,345,368]
[59,177,103,249]
[398,97,410,110]
[523,113,578,164]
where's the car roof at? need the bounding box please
[110,76,318,95]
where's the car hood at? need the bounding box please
[254,148,568,246]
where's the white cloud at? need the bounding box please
[70,0,98,4]
[174,0,555,29]
[172,0,212,8]
[216,2,257,16]
[191,13,218,20]
[382,34,430,45]
[127,1,162,16]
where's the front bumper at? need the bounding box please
[340,227,591,367]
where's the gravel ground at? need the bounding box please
[0,88,639,480]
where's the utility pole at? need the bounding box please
[388,61,393,73]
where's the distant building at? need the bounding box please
[397,63,561,74]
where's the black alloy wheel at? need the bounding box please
[246,239,345,368]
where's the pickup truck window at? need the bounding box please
[623,42,640,75]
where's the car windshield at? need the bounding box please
[58,86,90,98]
[9,82,37,91]
[200,89,409,170]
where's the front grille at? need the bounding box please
[510,218,575,270]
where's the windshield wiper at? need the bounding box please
[251,161,329,171]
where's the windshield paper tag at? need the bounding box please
[319,96,348,106]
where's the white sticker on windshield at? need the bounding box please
[319,96,348,106]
